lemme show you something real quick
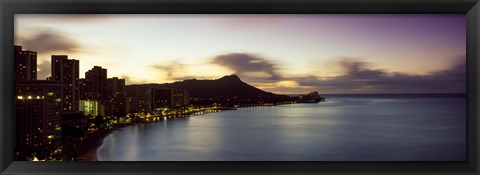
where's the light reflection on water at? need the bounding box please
[97,95,466,161]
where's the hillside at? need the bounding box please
[126,75,289,100]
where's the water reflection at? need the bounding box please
[97,95,466,161]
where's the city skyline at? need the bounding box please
[15,14,466,94]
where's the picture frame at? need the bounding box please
[1,0,479,174]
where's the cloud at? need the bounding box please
[151,62,185,79]
[133,53,466,94]
[170,76,217,82]
[120,74,151,85]
[18,30,80,54]
[212,53,281,81]
[36,61,51,80]
[294,57,466,94]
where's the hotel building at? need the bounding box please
[79,66,108,116]
[15,80,63,159]
[14,45,37,81]
[51,55,80,112]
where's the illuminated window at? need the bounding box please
[47,92,54,96]
[17,96,23,99]
[27,96,32,99]
[47,135,54,139]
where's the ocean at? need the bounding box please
[96,94,466,161]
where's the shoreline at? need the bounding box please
[76,123,134,161]
[74,102,318,161]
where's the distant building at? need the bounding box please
[79,100,105,116]
[84,66,107,101]
[15,80,63,159]
[150,88,190,111]
[51,55,80,112]
[173,89,190,108]
[126,87,152,113]
[78,78,86,100]
[151,89,174,112]
[125,97,133,114]
[297,91,323,103]
[80,66,108,116]
[126,87,190,113]
[106,77,126,116]
[14,46,37,81]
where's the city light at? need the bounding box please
[17,96,23,99]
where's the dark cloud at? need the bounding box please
[141,53,466,94]
[119,75,133,84]
[295,57,466,94]
[120,75,150,85]
[170,76,216,82]
[151,62,185,79]
[340,58,386,80]
[212,53,281,80]
[18,30,80,53]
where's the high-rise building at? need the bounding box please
[107,77,126,98]
[106,77,126,116]
[15,80,63,159]
[126,88,153,114]
[80,66,108,116]
[78,78,86,100]
[84,66,107,102]
[152,88,174,111]
[125,97,133,114]
[14,46,37,81]
[51,55,80,112]
[79,100,105,116]
[173,89,190,108]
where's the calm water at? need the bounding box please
[97,94,466,161]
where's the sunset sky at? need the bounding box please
[15,14,466,94]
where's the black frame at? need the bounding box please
[1,0,479,174]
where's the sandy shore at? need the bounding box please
[76,130,112,161]
[76,123,134,161]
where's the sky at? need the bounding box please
[15,14,466,94]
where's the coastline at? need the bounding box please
[76,130,110,161]
[74,101,319,161]
[73,107,252,161]
[76,123,133,161]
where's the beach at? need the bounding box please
[76,130,111,161]
[76,123,134,161]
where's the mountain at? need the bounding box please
[125,75,289,100]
